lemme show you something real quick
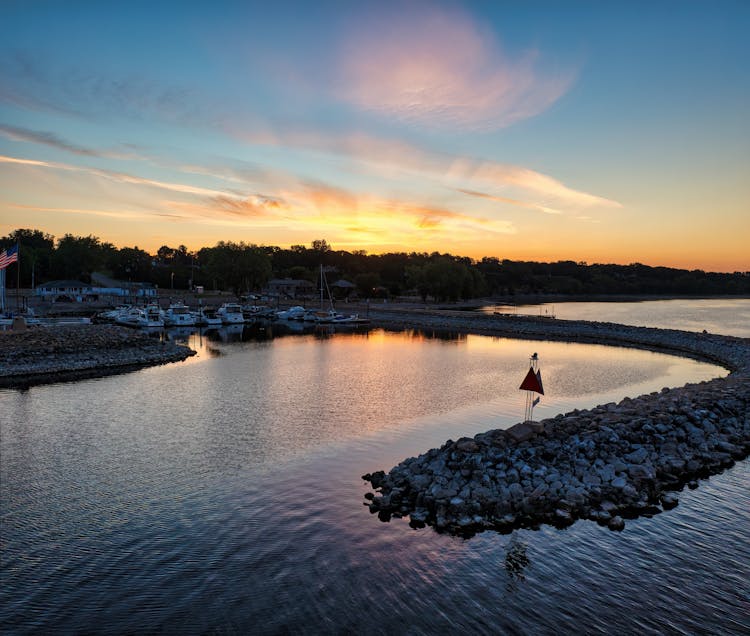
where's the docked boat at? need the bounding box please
[193,307,222,327]
[116,304,164,328]
[96,305,131,322]
[243,304,277,321]
[307,266,369,325]
[310,309,369,325]
[276,305,306,321]
[216,303,245,324]
[115,307,143,327]
[142,304,165,327]
[164,302,195,327]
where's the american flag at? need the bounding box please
[0,244,19,270]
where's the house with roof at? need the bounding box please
[36,279,157,302]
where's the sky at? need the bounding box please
[0,1,748,272]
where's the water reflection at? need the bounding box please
[505,535,531,589]
[0,327,740,634]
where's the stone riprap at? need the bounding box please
[363,308,750,533]
[0,324,195,389]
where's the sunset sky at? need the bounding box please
[1,1,748,271]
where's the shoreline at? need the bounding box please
[362,307,750,534]
[0,324,195,390]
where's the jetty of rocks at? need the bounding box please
[0,324,195,389]
[363,308,750,534]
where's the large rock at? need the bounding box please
[506,422,538,444]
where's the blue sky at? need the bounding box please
[1,1,748,270]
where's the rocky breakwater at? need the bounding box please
[363,314,750,534]
[0,324,195,389]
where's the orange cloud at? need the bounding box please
[222,123,621,213]
[211,194,286,217]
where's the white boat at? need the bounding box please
[308,266,368,325]
[277,305,306,321]
[142,304,165,327]
[310,309,368,325]
[164,302,195,326]
[243,304,277,321]
[97,305,131,322]
[216,303,245,324]
[193,307,222,327]
[115,307,147,327]
[116,305,164,328]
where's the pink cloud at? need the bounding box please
[337,6,573,130]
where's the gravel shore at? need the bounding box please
[363,308,750,534]
[0,324,195,390]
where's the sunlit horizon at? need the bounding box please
[1,2,748,273]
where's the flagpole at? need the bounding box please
[16,241,21,312]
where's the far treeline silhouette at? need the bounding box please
[2,229,748,301]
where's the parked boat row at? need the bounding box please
[96,301,364,329]
[275,305,369,324]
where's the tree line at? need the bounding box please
[2,228,748,301]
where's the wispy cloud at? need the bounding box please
[457,162,622,209]
[0,52,208,126]
[211,194,285,218]
[390,203,500,231]
[0,123,101,156]
[337,6,574,130]
[0,123,145,160]
[224,125,621,213]
[0,155,50,167]
[2,201,160,220]
[0,153,229,198]
[456,188,562,214]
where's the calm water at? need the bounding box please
[1,307,749,634]
[485,297,750,338]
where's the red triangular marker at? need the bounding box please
[536,369,544,395]
[519,367,544,395]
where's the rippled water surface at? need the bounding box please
[1,319,748,634]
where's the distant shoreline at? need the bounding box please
[434,293,750,309]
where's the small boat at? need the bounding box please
[116,304,164,328]
[115,307,145,327]
[243,304,277,321]
[307,267,368,325]
[164,302,195,327]
[216,303,245,324]
[193,307,222,327]
[142,304,165,327]
[277,306,306,321]
[311,309,369,325]
[96,305,131,322]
